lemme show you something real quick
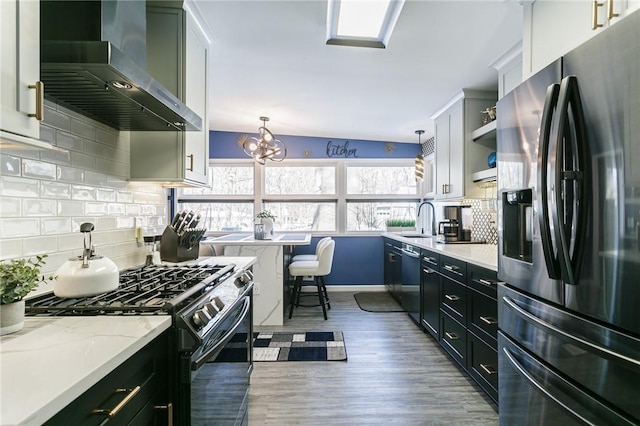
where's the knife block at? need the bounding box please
[160,226,199,263]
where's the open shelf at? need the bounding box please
[471,120,496,142]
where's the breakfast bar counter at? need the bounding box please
[203,233,311,326]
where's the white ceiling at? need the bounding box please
[194,0,524,143]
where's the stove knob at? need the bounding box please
[203,302,218,317]
[192,309,211,329]
[211,297,225,311]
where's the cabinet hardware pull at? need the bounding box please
[480,316,498,325]
[445,294,460,301]
[607,0,618,20]
[445,332,459,340]
[592,0,604,29]
[444,264,458,271]
[186,154,194,171]
[480,363,497,375]
[27,81,44,121]
[155,402,174,426]
[388,253,395,263]
[479,278,495,285]
[92,385,141,417]
[423,268,435,274]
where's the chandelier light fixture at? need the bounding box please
[241,116,287,164]
[415,130,425,181]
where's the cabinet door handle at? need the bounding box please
[155,402,174,426]
[92,385,141,417]
[445,332,459,340]
[592,0,604,29]
[480,316,498,325]
[388,253,396,263]
[443,264,459,272]
[27,81,44,121]
[607,0,618,20]
[186,154,194,171]
[479,278,495,286]
[480,363,497,375]
[445,294,460,301]
[423,268,435,274]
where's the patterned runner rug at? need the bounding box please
[253,331,347,362]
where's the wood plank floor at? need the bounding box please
[248,291,498,425]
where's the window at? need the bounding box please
[176,159,420,234]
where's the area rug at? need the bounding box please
[354,292,405,312]
[253,331,347,362]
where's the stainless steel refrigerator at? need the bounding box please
[496,9,640,425]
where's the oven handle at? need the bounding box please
[191,296,251,370]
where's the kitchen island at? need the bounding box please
[203,233,311,326]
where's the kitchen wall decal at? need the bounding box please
[326,140,358,158]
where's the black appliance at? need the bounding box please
[25,261,253,425]
[400,243,420,323]
[496,10,640,424]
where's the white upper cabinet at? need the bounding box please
[130,2,211,187]
[432,90,497,201]
[524,0,639,78]
[0,0,42,141]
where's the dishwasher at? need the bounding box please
[401,243,421,324]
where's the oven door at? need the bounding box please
[180,291,253,426]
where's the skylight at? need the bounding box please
[326,0,406,49]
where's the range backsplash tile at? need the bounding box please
[0,102,169,297]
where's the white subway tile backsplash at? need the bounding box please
[0,198,21,217]
[0,176,39,197]
[0,154,21,176]
[57,200,84,216]
[96,189,116,202]
[85,170,106,186]
[1,105,163,283]
[85,202,108,216]
[55,130,84,151]
[22,236,58,256]
[71,185,97,201]
[0,239,22,259]
[23,199,57,216]
[41,218,72,235]
[57,165,85,183]
[116,191,134,203]
[41,181,71,199]
[0,218,40,238]
[22,159,57,180]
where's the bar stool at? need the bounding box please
[291,236,332,262]
[288,239,335,320]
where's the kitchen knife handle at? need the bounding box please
[27,81,44,121]
[92,386,141,418]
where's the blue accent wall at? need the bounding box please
[210,131,418,159]
[292,236,383,286]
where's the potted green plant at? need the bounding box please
[385,219,416,233]
[255,211,277,240]
[0,254,54,335]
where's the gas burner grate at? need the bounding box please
[25,264,236,316]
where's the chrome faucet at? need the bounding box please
[417,201,437,236]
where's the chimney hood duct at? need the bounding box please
[40,0,202,132]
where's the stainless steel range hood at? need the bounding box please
[40,0,201,132]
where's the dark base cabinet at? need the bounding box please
[45,331,172,426]
[420,251,440,339]
[467,332,498,403]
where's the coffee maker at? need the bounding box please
[438,205,472,242]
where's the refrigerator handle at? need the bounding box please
[555,76,590,286]
[537,83,562,279]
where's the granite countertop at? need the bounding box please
[0,256,256,426]
[204,233,311,246]
[382,232,498,271]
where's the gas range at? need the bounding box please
[25,263,240,317]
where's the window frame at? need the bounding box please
[175,158,423,235]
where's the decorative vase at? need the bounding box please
[261,218,274,240]
[0,300,25,335]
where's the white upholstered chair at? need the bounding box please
[290,236,332,262]
[288,239,335,320]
